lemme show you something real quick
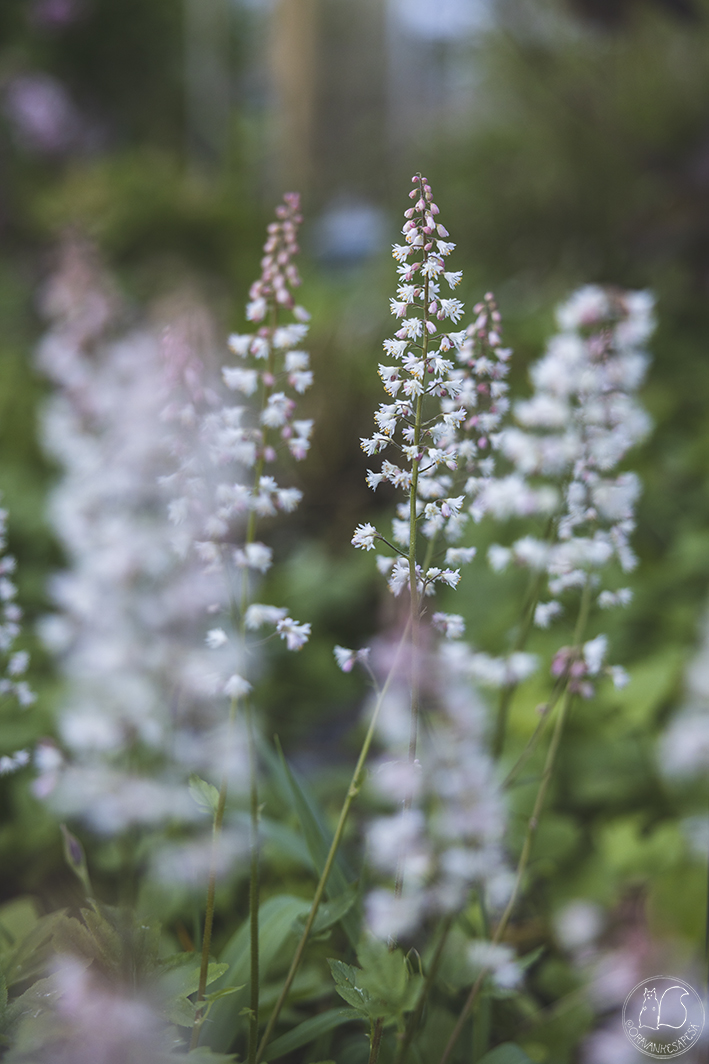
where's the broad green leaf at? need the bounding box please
[273,739,359,947]
[204,894,310,1052]
[478,1043,535,1064]
[189,775,221,817]
[0,898,39,953]
[262,1007,363,1060]
[2,911,68,987]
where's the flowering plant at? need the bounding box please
[0,180,672,1064]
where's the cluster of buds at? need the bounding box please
[551,635,628,698]
[245,192,303,320]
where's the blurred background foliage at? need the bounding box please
[2,0,709,1059]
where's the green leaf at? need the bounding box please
[186,1050,238,1063]
[293,882,359,938]
[273,739,359,947]
[328,959,375,1016]
[2,911,68,987]
[478,1043,535,1064]
[189,775,221,817]
[204,894,311,1052]
[263,1007,363,1060]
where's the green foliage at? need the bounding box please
[328,940,423,1029]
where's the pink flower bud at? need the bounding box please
[430,203,440,215]
[424,242,433,251]
[428,301,438,313]
[437,224,449,237]
[263,372,275,386]
[264,446,277,462]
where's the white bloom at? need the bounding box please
[352,523,379,551]
[222,366,258,395]
[583,634,608,676]
[205,627,228,649]
[244,603,288,629]
[224,673,252,698]
[276,616,311,651]
[534,601,562,628]
[432,612,465,639]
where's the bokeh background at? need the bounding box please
[3,0,709,1057]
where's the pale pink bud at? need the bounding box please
[437,224,449,237]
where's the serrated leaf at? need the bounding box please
[478,1043,535,1064]
[327,960,377,1018]
[263,1007,363,1060]
[189,774,221,817]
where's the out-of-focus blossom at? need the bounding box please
[364,644,509,942]
[4,73,83,154]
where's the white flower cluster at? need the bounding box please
[353,177,511,598]
[486,286,654,650]
[0,503,34,719]
[164,194,311,649]
[34,239,244,831]
[661,610,709,776]
[365,657,510,942]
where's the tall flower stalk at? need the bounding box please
[437,286,654,1064]
[187,194,313,1059]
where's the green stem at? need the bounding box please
[492,568,546,759]
[255,620,413,1064]
[246,699,260,1064]
[437,580,593,1064]
[368,1018,385,1064]
[190,703,235,1049]
[393,915,453,1064]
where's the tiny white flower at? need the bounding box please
[276,616,311,651]
[205,628,228,649]
[352,523,379,551]
[224,674,252,698]
[244,604,288,629]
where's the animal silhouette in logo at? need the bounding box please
[638,985,689,1031]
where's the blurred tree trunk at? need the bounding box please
[268,0,319,198]
[184,0,231,167]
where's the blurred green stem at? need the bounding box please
[190,696,238,1049]
[438,580,592,1064]
[255,619,412,1063]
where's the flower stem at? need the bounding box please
[255,620,412,1064]
[393,915,453,1064]
[190,699,238,1049]
[246,699,260,1064]
[438,581,593,1064]
[492,568,546,759]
